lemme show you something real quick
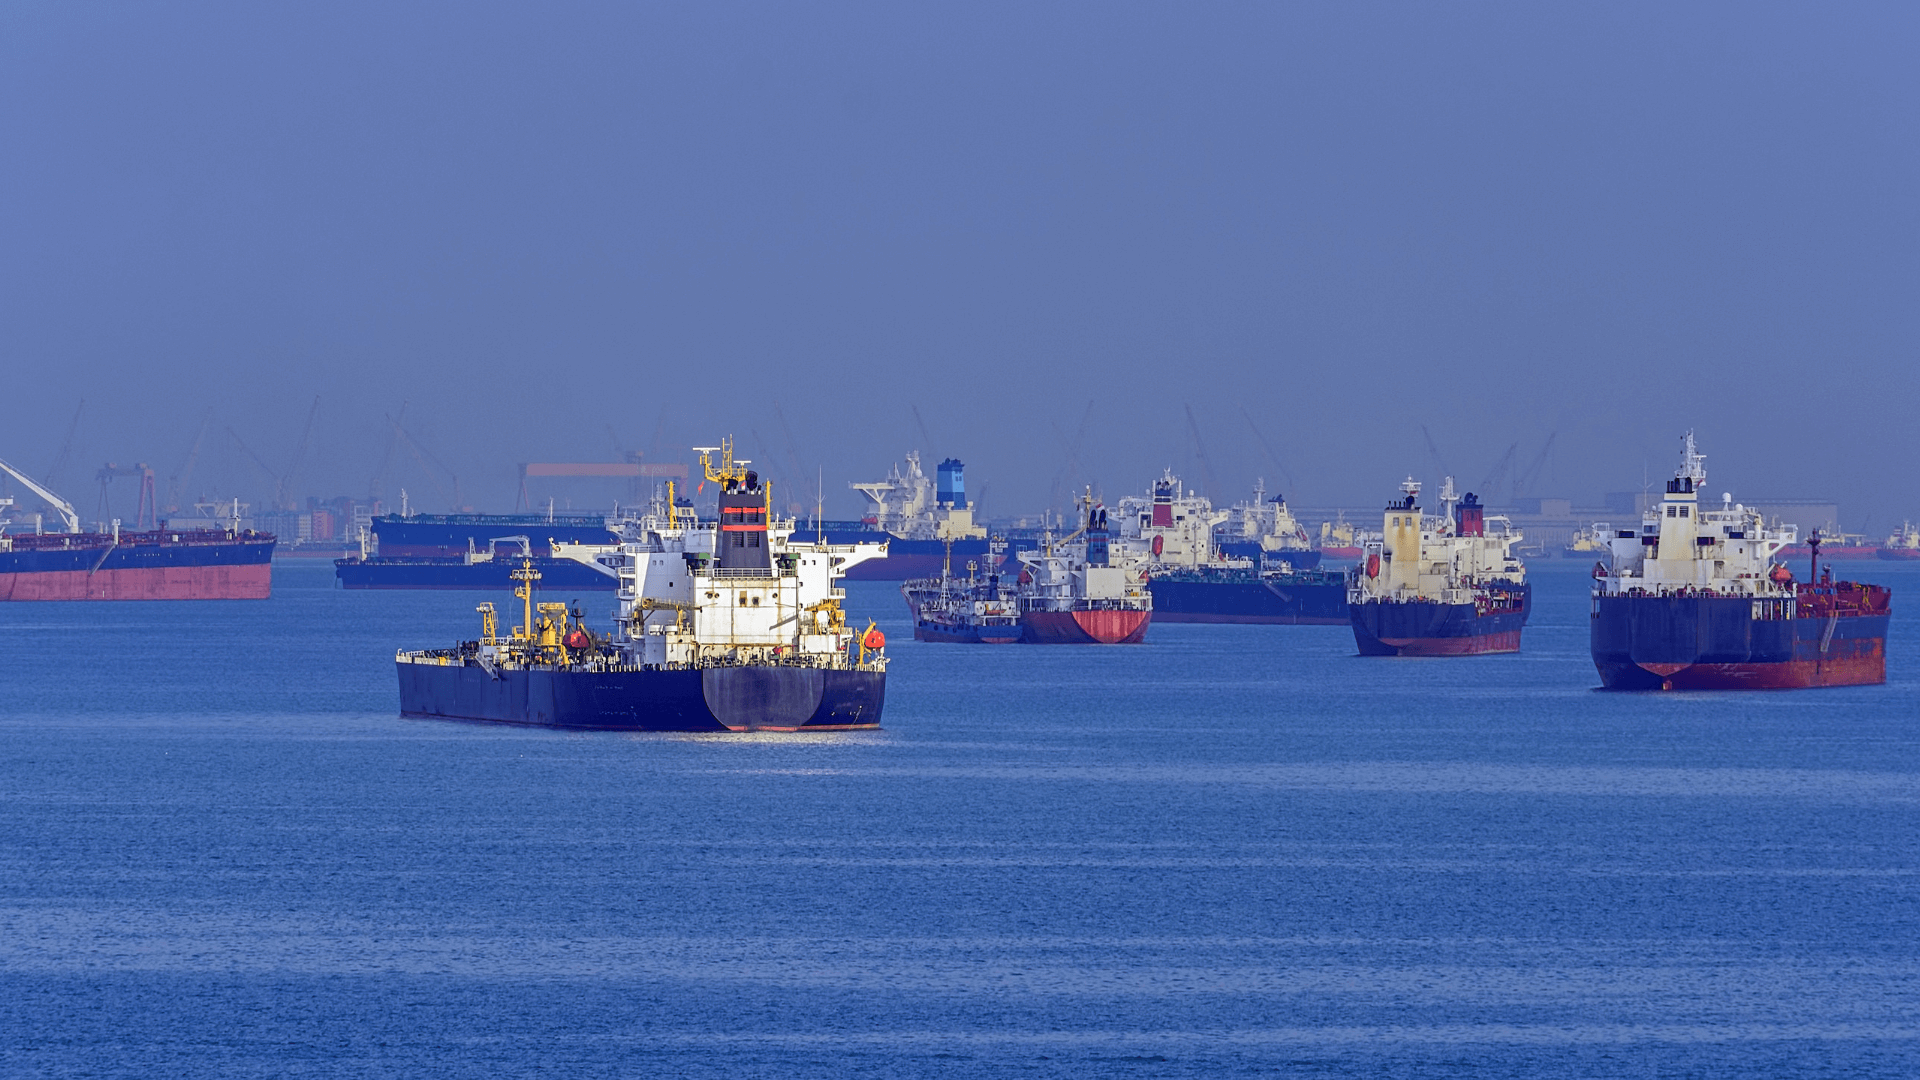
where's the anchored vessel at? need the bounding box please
[902,540,1024,643]
[1014,498,1152,643]
[1120,471,1346,624]
[0,457,274,601]
[1879,523,1920,561]
[1590,433,1890,690]
[1214,480,1321,568]
[336,512,622,590]
[794,453,997,581]
[1348,478,1530,655]
[395,440,889,731]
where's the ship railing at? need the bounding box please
[695,565,794,579]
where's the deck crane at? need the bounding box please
[1184,404,1221,502]
[167,414,212,513]
[0,456,82,533]
[1511,432,1558,503]
[277,396,320,511]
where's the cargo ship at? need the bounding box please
[1214,480,1321,568]
[1317,514,1363,560]
[901,539,1024,643]
[801,453,998,580]
[0,457,275,600]
[334,511,622,589]
[1118,470,1346,624]
[1348,477,1530,655]
[1011,498,1152,643]
[1590,433,1890,690]
[396,439,889,731]
[1878,523,1920,561]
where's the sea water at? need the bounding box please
[2,559,1916,1078]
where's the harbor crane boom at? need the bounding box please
[0,455,82,533]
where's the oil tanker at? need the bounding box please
[1590,433,1890,690]
[1348,477,1530,655]
[1120,471,1346,624]
[395,439,889,731]
[334,512,621,589]
[0,457,274,600]
[1011,498,1152,643]
[902,540,1025,643]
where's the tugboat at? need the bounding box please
[1119,470,1347,624]
[1590,432,1891,690]
[1348,477,1530,655]
[1014,496,1152,644]
[902,539,1024,643]
[395,439,890,731]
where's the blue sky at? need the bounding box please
[3,3,1914,526]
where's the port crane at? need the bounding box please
[0,455,82,533]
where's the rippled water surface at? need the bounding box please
[3,560,1918,1077]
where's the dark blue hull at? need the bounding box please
[1147,569,1347,624]
[1349,583,1532,655]
[1214,542,1322,569]
[0,530,275,600]
[914,616,1027,643]
[1591,594,1889,689]
[371,513,617,558]
[396,661,886,731]
[337,556,616,591]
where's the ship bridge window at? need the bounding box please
[1679,506,1689,518]
[1666,506,1677,517]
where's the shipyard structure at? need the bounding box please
[1590,433,1890,690]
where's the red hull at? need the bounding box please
[1627,654,1885,690]
[1020,608,1151,644]
[1876,549,1920,561]
[1782,545,1878,558]
[0,564,272,601]
[1319,546,1363,560]
[1374,630,1522,656]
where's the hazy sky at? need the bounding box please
[3,3,1915,527]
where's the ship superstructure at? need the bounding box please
[901,538,1024,644]
[1114,470,1347,624]
[1879,522,1920,561]
[1347,477,1530,655]
[805,452,997,580]
[1013,497,1153,644]
[1216,480,1319,568]
[850,451,986,542]
[395,439,890,731]
[1116,470,1225,568]
[1590,432,1890,690]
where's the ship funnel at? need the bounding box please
[716,465,772,572]
[1086,503,1110,567]
[1455,492,1485,537]
[937,458,966,508]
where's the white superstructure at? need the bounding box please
[1351,477,1525,604]
[553,443,888,669]
[1593,432,1796,600]
[1218,479,1314,559]
[849,451,985,540]
[1115,470,1227,569]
